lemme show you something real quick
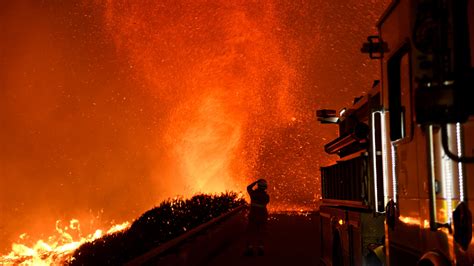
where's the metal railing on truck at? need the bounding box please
[321,154,368,207]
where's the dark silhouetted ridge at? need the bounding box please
[69,192,245,265]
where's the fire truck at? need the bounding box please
[316,0,474,265]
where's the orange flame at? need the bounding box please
[1,220,129,265]
[97,0,320,204]
[0,0,388,258]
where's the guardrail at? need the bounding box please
[125,204,247,265]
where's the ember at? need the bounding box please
[0,0,388,262]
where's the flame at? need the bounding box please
[0,220,129,265]
[91,0,336,211]
[167,90,244,194]
[0,0,388,257]
[99,0,302,197]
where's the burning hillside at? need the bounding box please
[1,193,244,265]
[0,0,388,262]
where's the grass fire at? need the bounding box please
[0,0,388,264]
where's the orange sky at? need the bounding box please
[0,0,388,253]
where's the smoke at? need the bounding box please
[0,0,388,253]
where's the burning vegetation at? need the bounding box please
[0,0,388,263]
[0,220,130,265]
[1,193,245,265]
[69,193,245,265]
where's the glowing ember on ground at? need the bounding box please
[0,220,129,265]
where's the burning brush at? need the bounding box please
[69,192,245,265]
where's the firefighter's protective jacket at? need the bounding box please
[247,183,270,224]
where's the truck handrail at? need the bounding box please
[324,123,369,155]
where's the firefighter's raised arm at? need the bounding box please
[247,180,259,193]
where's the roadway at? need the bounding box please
[205,212,321,266]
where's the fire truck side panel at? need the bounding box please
[463,0,474,261]
[379,0,474,264]
[464,117,474,202]
[318,0,474,264]
[457,117,474,264]
[319,205,385,266]
[379,0,424,262]
[319,206,348,266]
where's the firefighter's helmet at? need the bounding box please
[258,179,268,189]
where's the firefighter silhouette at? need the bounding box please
[245,179,270,256]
